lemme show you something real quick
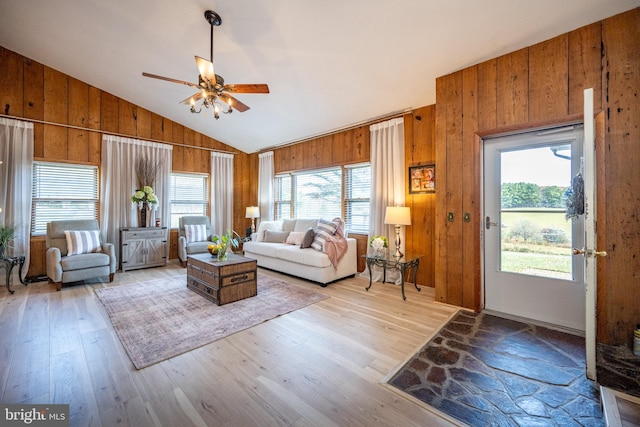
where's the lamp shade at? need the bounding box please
[245,206,260,219]
[384,206,411,225]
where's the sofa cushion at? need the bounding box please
[300,227,315,248]
[294,219,318,232]
[275,245,332,268]
[64,230,102,256]
[264,230,290,243]
[285,231,306,245]
[282,219,297,233]
[185,224,208,243]
[186,241,211,254]
[60,252,110,270]
[244,242,289,257]
[256,220,283,242]
[310,219,339,251]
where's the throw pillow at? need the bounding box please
[285,231,306,245]
[256,220,283,242]
[64,230,102,256]
[310,218,339,251]
[300,227,315,249]
[184,224,208,243]
[263,230,290,243]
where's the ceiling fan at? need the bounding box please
[142,10,269,118]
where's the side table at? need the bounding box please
[363,253,423,300]
[0,255,27,294]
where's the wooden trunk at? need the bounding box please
[186,253,257,305]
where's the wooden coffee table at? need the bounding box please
[186,253,257,305]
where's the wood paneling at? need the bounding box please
[0,46,24,117]
[43,67,68,160]
[568,23,602,114]
[528,35,569,122]
[405,106,436,288]
[462,66,480,311]
[600,8,640,345]
[496,48,529,127]
[68,77,90,162]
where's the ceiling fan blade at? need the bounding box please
[180,91,205,105]
[195,56,215,84]
[223,84,270,94]
[218,93,250,112]
[142,72,200,89]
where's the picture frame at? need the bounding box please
[409,164,435,194]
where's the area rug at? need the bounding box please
[95,275,328,369]
[389,311,604,426]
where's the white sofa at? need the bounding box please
[243,219,357,286]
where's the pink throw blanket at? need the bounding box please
[323,218,349,269]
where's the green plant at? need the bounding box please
[212,230,240,252]
[0,224,16,257]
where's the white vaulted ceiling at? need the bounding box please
[0,0,638,153]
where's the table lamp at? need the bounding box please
[384,206,411,257]
[245,206,260,234]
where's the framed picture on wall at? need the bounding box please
[409,164,435,194]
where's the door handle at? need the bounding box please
[572,248,607,257]
[485,216,498,230]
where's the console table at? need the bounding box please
[363,253,423,300]
[120,227,168,272]
[0,255,27,294]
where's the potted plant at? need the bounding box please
[0,223,16,259]
[211,230,240,261]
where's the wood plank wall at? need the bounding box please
[0,45,254,277]
[268,105,436,283]
[434,7,639,346]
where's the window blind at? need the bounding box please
[170,173,208,228]
[344,164,371,233]
[31,162,99,235]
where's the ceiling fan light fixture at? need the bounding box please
[142,9,268,119]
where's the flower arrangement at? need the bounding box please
[130,186,158,205]
[369,236,388,252]
[210,230,240,261]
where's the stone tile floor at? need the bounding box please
[390,311,605,426]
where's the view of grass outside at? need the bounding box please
[500,210,573,280]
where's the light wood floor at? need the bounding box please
[0,261,463,427]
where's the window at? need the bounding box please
[344,164,371,233]
[274,174,291,220]
[170,173,208,228]
[275,164,371,234]
[31,162,99,235]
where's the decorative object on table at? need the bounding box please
[0,223,15,259]
[409,164,435,194]
[565,172,584,220]
[211,229,240,261]
[131,157,162,227]
[245,206,260,234]
[369,235,388,258]
[384,206,411,257]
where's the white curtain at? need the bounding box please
[211,152,234,234]
[0,118,33,277]
[364,117,405,283]
[100,135,172,255]
[258,151,274,222]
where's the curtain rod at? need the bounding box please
[0,113,236,155]
[259,108,413,153]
